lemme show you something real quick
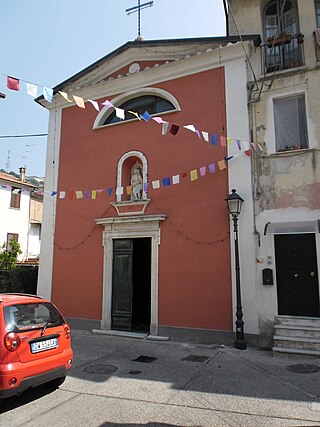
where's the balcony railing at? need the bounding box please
[261,33,304,74]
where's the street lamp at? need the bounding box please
[225,189,247,350]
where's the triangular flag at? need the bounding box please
[152,180,160,189]
[209,163,216,173]
[195,130,201,139]
[58,91,72,103]
[59,191,66,199]
[162,122,169,135]
[116,187,124,195]
[102,100,114,108]
[199,166,206,176]
[245,149,251,157]
[170,124,180,135]
[210,134,218,145]
[172,175,180,185]
[162,177,170,186]
[51,191,57,196]
[128,110,141,121]
[115,108,125,120]
[190,170,198,181]
[75,191,83,199]
[152,117,166,124]
[7,76,20,91]
[26,82,37,98]
[220,136,226,146]
[73,95,85,109]
[218,160,227,170]
[140,111,151,121]
[183,124,197,133]
[202,131,209,142]
[43,87,53,102]
[88,100,100,111]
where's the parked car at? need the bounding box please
[0,293,73,401]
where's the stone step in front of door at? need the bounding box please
[273,335,320,351]
[274,315,320,328]
[274,324,320,339]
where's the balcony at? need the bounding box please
[261,33,304,74]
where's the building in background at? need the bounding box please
[0,167,43,264]
[227,0,320,354]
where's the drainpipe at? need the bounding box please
[223,0,229,36]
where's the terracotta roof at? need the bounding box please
[0,172,34,188]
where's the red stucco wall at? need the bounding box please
[51,67,233,332]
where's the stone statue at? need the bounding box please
[130,162,143,200]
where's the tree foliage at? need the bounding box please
[0,239,22,270]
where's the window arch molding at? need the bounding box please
[93,87,181,129]
[116,150,148,202]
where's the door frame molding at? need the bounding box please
[96,214,166,335]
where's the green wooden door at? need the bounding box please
[111,239,133,331]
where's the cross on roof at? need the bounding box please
[126,0,154,40]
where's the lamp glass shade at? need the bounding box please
[225,189,244,216]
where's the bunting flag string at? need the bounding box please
[1,71,261,153]
[40,155,241,200]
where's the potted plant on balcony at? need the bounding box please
[267,32,291,48]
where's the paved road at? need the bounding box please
[1,330,320,426]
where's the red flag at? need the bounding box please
[7,76,20,91]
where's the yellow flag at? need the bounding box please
[218,160,227,170]
[73,95,85,109]
[190,169,198,181]
[91,190,97,200]
[126,186,132,195]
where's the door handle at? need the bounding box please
[310,272,315,277]
[294,273,299,278]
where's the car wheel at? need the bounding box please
[45,375,66,390]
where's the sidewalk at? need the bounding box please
[1,330,320,426]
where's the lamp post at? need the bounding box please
[225,189,247,350]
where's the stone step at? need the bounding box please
[273,335,320,351]
[275,315,320,328]
[272,346,320,357]
[274,324,320,339]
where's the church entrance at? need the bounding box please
[111,238,151,332]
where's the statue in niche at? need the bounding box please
[130,162,143,200]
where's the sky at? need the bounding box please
[0,1,226,177]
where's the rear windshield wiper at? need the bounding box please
[41,321,53,336]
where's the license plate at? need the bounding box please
[31,338,58,353]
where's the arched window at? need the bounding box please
[105,95,175,125]
[93,87,180,129]
[263,0,303,72]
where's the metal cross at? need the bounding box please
[126,0,154,38]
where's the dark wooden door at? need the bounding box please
[111,239,133,331]
[275,234,320,317]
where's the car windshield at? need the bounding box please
[4,302,64,332]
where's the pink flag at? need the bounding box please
[152,117,166,124]
[200,166,206,176]
[102,100,114,108]
[7,76,20,91]
[220,136,226,146]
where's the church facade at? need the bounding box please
[37,36,259,344]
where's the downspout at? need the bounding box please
[223,0,229,36]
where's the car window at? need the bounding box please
[4,302,64,332]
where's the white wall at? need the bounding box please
[0,186,31,261]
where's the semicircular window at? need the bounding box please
[104,95,176,125]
